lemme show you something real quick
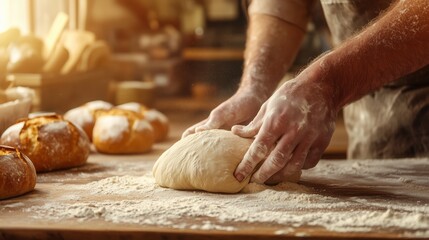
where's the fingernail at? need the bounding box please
[235,173,245,182]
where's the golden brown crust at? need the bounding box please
[64,100,113,141]
[64,106,95,140]
[0,145,36,200]
[116,102,169,142]
[0,114,90,172]
[92,108,154,154]
[142,109,169,142]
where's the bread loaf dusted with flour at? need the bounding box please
[116,102,169,142]
[92,108,154,154]
[64,100,113,140]
[0,114,90,172]
[0,145,36,199]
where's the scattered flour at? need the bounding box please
[22,170,429,237]
[1,158,425,237]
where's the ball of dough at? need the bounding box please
[153,129,302,193]
[0,145,36,199]
[64,100,113,140]
[0,114,91,172]
[116,102,169,142]
[92,108,154,154]
[153,129,254,193]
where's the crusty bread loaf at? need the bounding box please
[143,109,169,142]
[0,145,36,200]
[64,100,113,140]
[115,102,147,113]
[0,114,90,172]
[92,108,154,154]
[116,102,169,142]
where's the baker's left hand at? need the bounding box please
[232,77,337,184]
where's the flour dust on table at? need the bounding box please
[11,158,429,238]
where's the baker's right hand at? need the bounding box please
[182,87,268,138]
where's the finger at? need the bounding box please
[250,131,299,184]
[251,132,299,183]
[181,119,208,138]
[303,147,323,169]
[266,138,314,184]
[265,145,309,185]
[194,113,224,132]
[234,119,281,182]
[232,104,267,138]
[283,140,313,175]
[302,133,331,168]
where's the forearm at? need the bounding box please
[306,0,429,111]
[240,13,306,100]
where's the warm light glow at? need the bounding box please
[0,0,31,34]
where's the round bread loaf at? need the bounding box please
[0,145,36,199]
[92,108,154,154]
[0,114,90,172]
[64,100,113,140]
[116,102,169,142]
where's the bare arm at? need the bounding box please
[233,0,429,184]
[240,13,307,101]
[182,1,310,137]
[314,0,429,110]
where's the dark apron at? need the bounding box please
[321,0,429,159]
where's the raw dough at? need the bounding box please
[152,129,301,193]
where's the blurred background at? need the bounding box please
[0,0,346,158]
[0,0,331,111]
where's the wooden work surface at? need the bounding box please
[0,113,428,240]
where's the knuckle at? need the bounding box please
[240,160,256,175]
[249,143,268,160]
[265,111,285,132]
[208,110,222,122]
[268,151,287,169]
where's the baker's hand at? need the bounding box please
[182,87,268,138]
[232,79,337,184]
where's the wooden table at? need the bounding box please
[0,113,428,240]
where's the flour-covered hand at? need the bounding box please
[182,87,267,138]
[232,77,337,184]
